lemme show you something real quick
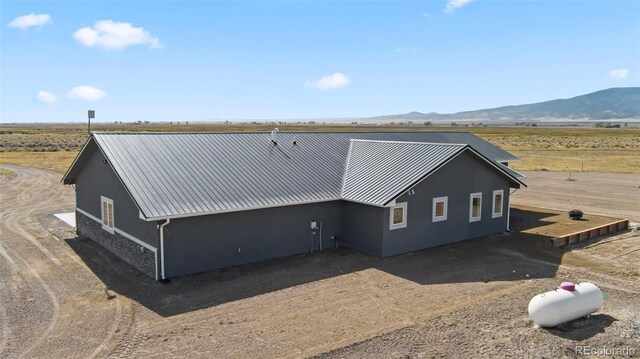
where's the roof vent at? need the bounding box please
[271,128,279,145]
[293,135,297,145]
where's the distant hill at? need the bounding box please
[370,87,640,122]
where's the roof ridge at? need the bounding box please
[91,130,474,135]
[350,139,468,146]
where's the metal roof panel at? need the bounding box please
[342,140,466,206]
[79,131,521,219]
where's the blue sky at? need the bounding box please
[2,1,639,123]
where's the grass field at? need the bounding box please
[0,151,78,174]
[0,168,15,176]
[1,123,638,173]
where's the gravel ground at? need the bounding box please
[0,165,638,358]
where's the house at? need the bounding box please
[62,131,526,280]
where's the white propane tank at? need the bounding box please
[528,282,604,327]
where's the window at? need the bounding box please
[389,202,407,230]
[492,190,504,218]
[432,196,448,222]
[101,196,114,233]
[469,192,482,222]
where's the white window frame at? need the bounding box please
[432,196,448,222]
[389,202,407,230]
[469,192,482,222]
[101,196,114,233]
[492,190,504,218]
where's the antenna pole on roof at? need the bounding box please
[271,127,279,145]
[87,110,95,135]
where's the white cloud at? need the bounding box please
[444,0,473,14]
[396,47,419,53]
[67,86,107,101]
[610,68,629,79]
[306,73,351,90]
[73,20,163,50]
[36,91,57,104]
[8,14,52,30]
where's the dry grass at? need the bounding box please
[0,168,15,176]
[508,149,640,173]
[510,149,640,173]
[0,152,77,174]
[1,124,638,173]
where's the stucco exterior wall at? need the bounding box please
[341,201,384,256]
[163,201,343,278]
[74,147,160,249]
[74,146,160,278]
[381,151,511,257]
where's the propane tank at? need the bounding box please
[528,282,604,327]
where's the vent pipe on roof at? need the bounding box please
[271,128,279,145]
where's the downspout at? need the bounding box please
[158,219,171,281]
[507,188,518,232]
[319,221,323,252]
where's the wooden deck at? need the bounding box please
[551,219,630,247]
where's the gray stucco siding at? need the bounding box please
[382,151,510,257]
[163,201,343,278]
[341,201,384,256]
[74,147,160,250]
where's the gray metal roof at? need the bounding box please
[342,140,467,206]
[63,131,522,220]
[496,162,525,180]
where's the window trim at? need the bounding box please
[101,196,114,233]
[432,196,448,222]
[389,202,407,230]
[492,190,504,218]
[469,192,482,222]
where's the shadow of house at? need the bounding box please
[66,236,371,317]
[510,207,563,232]
[376,229,563,286]
[66,213,565,317]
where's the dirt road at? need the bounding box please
[0,165,638,358]
[0,165,126,358]
[511,171,640,220]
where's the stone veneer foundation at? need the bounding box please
[76,211,157,279]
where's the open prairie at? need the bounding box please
[1,124,639,173]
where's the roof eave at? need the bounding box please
[379,145,526,207]
[141,197,344,221]
[61,135,94,185]
[466,147,527,188]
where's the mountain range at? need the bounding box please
[369,87,640,122]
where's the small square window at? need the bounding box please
[389,202,407,230]
[432,196,448,222]
[469,192,482,222]
[492,190,504,218]
[101,196,114,233]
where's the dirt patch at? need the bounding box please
[511,171,640,220]
[1,165,638,358]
